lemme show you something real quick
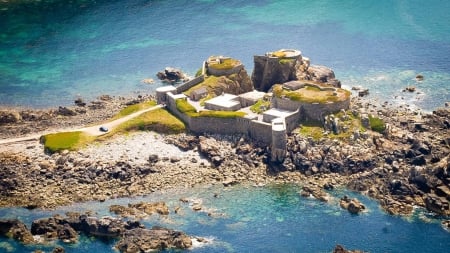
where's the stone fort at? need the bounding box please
[156,49,350,162]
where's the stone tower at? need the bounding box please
[271,117,287,163]
[251,49,302,92]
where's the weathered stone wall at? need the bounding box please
[166,93,273,144]
[176,75,205,94]
[284,109,301,132]
[272,97,350,122]
[207,64,244,77]
[249,120,272,144]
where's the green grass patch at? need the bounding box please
[176,98,197,113]
[369,115,386,133]
[208,58,240,70]
[113,108,186,134]
[195,110,246,118]
[279,58,295,65]
[271,51,286,58]
[183,75,219,97]
[297,121,324,140]
[195,67,203,77]
[41,131,92,153]
[272,84,350,104]
[113,100,157,119]
[250,99,271,114]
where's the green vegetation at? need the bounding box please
[113,108,185,134]
[195,67,203,77]
[297,123,325,141]
[42,101,184,153]
[369,115,386,133]
[250,99,271,114]
[297,111,363,140]
[41,131,92,153]
[113,100,157,119]
[208,58,240,70]
[176,98,196,113]
[272,84,351,104]
[271,51,286,58]
[196,110,246,118]
[279,58,295,65]
[176,98,246,118]
[183,75,219,97]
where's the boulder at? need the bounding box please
[31,216,78,243]
[115,227,192,252]
[425,194,450,216]
[0,110,22,124]
[306,65,339,86]
[0,219,34,244]
[129,202,170,216]
[156,67,187,83]
[333,244,366,253]
[339,196,365,214]
[57,106,77,116]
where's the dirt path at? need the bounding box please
[0,104,164,145]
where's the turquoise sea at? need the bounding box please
[1,0,450,252]
[0,0,449,110]
[1,184,450,253]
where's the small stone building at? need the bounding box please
[190,87,208,101]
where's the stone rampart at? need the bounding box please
[166,92,273,144]
[176,75,205,94]
[207,64,244,77]
[284,109,301,132]
[249,120,272,144]
[272,97,350,122]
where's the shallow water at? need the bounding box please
[0,184,449,252]
[0,0,449,109]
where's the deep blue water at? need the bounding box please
[0,184,449,252]
[0,0,449,109]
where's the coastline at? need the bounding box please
[0,92,449,252]
[0,94,448,213]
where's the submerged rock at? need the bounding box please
[333,244,366,253]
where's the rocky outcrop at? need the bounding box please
[0,219,34,244]
[115,227,193,252]
[3,213,197,252]
[0,110,21,124]
[333,244,366,253]
[252,54,301,92]
[300,184,330,202]
[110,202,170,218]
[251,51,341,92]
[339,196,366,214]
[157,67,188,83]
[206,68,253,96]
[301,65,341,88]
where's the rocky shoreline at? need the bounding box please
[0,94,449,250]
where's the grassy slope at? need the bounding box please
[42,100,184,153]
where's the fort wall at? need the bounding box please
[207,64,244,77]
[176,75,205,94]
[272,97,349,122]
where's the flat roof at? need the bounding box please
[171,93,187,99]
[156,85,177,92]
[263,108,295,118]
[239,90,266,101]
[205,93,240,108]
